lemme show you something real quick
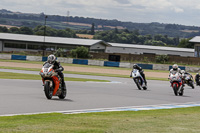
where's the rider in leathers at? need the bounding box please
[195,73,200,86]
[169,64,184,87]
[169,64,181,75]
[43,54,65,90]
[130,64,147,86]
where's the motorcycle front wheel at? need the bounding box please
[44,81,53,99]
[173,84,178,96]
[134,78,142,90]
[189,81,194,89]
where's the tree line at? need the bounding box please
[0,9,200,38]
[0,25,193,48]
[0,25,77,38]
[93,28,193,48]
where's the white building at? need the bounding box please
[189,36,200,57]
[0,33,195,57]
[0,33,110,53]
[106,43,194,57]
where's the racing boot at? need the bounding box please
[144,80,147,86]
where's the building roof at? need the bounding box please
[0,33,110,46]
[109,43,194,52]
[0,33,194,53]
[189,36,200,43]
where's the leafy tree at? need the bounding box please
[155,55,169,63]
[70,46,89,58]
[178,38,193,48]
[54,48,67,57]
[9,27,20,34]
[20,26,33,34]
[0,26,8,32]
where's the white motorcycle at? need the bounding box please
[169,72,183,96]
[131,69,147,90]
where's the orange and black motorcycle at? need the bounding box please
[39,63,66,99]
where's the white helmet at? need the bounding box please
[172,64,178,71]
[47,54,56,64]
[181,70,185,74]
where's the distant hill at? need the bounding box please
[0,9,200,38]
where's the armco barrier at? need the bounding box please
[153,64,169,71]
[88,60,104,66]
[0,54,11,60]
[185,66,200,73]
[11,55,26,60]
[104,61,120,67]
[2,54,200,72]
[26,56,42,61]
[119,62,131,68]
[73,59,88,65]
[137,63,153,70]
[169,66,185,70]
[42,57,48,62]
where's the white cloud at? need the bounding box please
[173,7,184,13]
[1,0,200,26]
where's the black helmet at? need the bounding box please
[133,64,138,69]
[47,54,56,64]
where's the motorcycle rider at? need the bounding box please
[169,64,181,75]
[195,73,200,86]
[43,54,65,90]
[181,70,193,84]
[169,64,184,87]
[130,64,147,86]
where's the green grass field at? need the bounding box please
[0,66,169,81]
[0,107,200,133]
[0,59,199,132]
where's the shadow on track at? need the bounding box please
[51,98,74,102]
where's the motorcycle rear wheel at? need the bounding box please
[179,89,184,96]
[58,82,67,99]
[44,82,53,99]
[189,81,194,89]
[143,86,147,90]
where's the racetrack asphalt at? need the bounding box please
[0,69,200,116]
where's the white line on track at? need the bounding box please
[1,102,200,117]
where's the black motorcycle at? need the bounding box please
[184,74,194,89]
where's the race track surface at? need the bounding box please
[0,70,200,116]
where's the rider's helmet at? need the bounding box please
[181,70,185,74]
[133,64,138,69]
[172,64,178,71]
[196,73,199,76]
[47,54,56,64]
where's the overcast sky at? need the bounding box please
[1,0,200,26]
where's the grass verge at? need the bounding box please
[0,72,109,82]
[0,66,169,81]
[0,107,200,133]
[0,66,171,81]
[0,59,170,73]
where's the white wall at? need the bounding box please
[90,43,106,50]
[26,56,42,61]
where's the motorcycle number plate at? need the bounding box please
[44,68,48,73]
